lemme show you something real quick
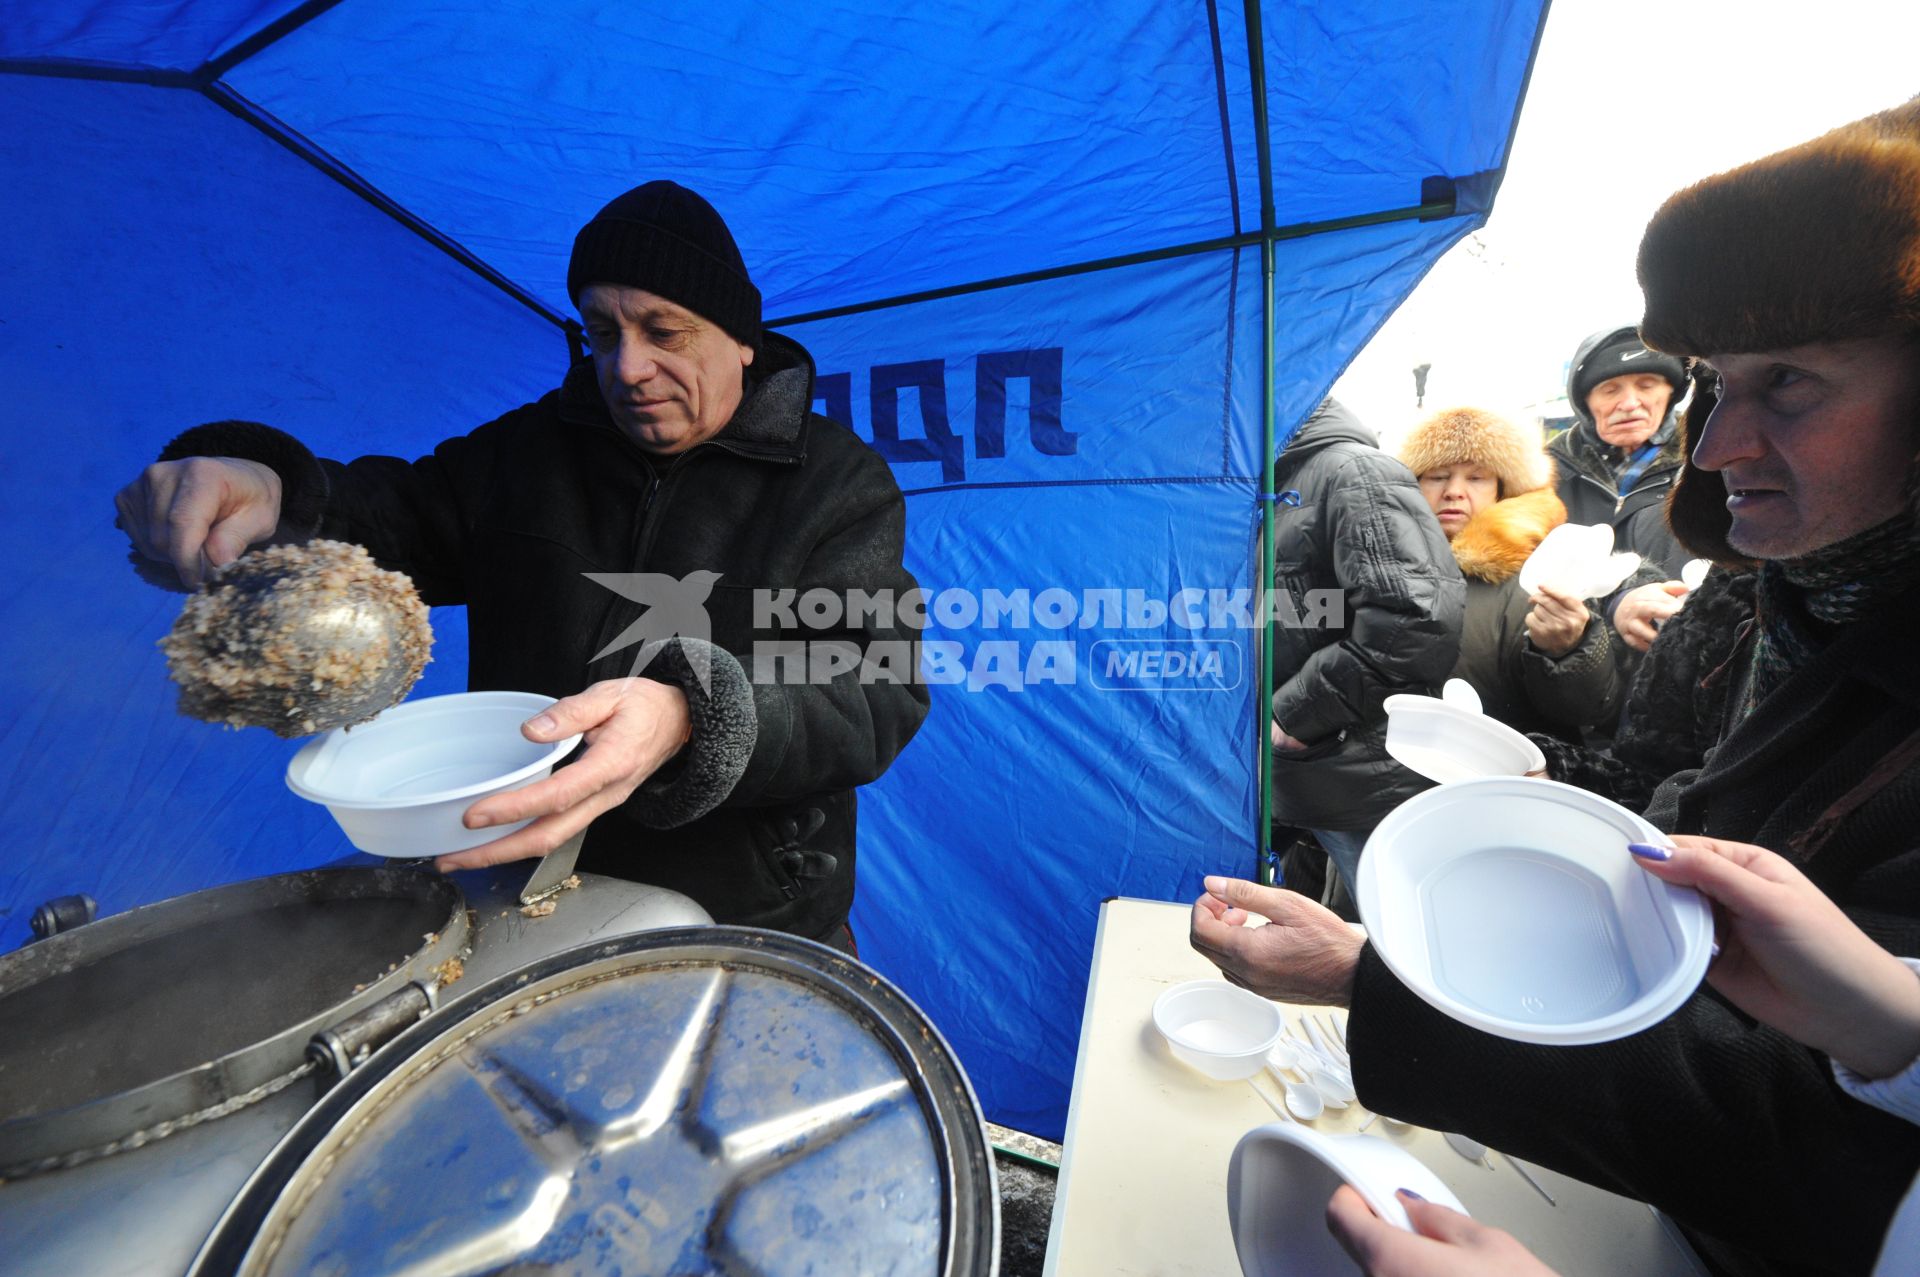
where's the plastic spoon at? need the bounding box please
[1304,1066,1354,1107]
[1441,678,1483,715]
[1303,1014,1348,1066]
[1275,1031,1353,1108]
[1247,1078,1294,1123]
[1261,1056,1326,1120]
[1505,1154,1557,1206]
[1443,1132,1493,1169]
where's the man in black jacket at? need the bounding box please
[114,181,929,948]
[1553,325,1694,652]
[1267,398,1464,885]
[1193,100,1920,1276]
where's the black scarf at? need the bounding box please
[1740,512,1920,720]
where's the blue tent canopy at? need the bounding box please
[0,0,1547,1137]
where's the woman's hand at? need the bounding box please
[1524,584,1590,658]
[436,678,691,871]
[1631,836,1920,1078]
[1326,1187,1560,1277]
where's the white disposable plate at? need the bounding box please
[1356,776,1712,1045]
[1382,694,1545,784]
[1227,1122,1466,1276]
[287,691,582,857]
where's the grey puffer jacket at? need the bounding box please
[1268,400,1465,832]
[153,332,928,942]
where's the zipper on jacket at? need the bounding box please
[628,438,801,568]
[586,434,807,673]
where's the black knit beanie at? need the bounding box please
[567,181,763,354]
[1570,327,1687,415]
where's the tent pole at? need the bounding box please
[1244,0,1278,886]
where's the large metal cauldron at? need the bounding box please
[0,864,711,1276]
[0,875,999,1277]
[192,928,999,1277]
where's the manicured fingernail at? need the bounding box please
[1627,842,1670,861]
[1397,1189,1425,1202]
[527,713,557,735]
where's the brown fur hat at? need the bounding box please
[1398,406,1553,498]
[1639,97,1920,564]
[1638,96,1920,357]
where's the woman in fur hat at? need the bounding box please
[1398,406,1623,739]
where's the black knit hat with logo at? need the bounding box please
[567,181,763,354]
[1569,326,1688,417]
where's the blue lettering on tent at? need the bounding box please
[976,347,1071,458]
[812,348,1073,484]
[815,371,852,428]
[869,358,964,484]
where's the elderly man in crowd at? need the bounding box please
[1195,99,1920,1277]
[1552,326,1697,652]
[114,181,929,952]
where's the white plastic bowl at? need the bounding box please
[1355,776,1712,1045]
[1152,980,1285,1080]
[286,691,583,857]
[1383,693,1545,784]
[1517,521,1642,599]
[1227,1123,1467,1276]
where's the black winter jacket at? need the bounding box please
[1536,566,1757,811]
[158,333,929,941]
[1267,400,1464,832]
[1351,580,1920,1277]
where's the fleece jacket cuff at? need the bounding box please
[626,637,757,828]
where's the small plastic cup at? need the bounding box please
[1382,693,1545,784]
[1152,980,1284,1080]
[1227,1123,1467,1276]
[286,691,583,857]
[1356,776,1712,1045]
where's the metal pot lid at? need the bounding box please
[0,867,467,1177]
[194,927,999,1277]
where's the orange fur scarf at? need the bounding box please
[1448,487,1567,585]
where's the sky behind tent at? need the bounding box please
[1334,0,1920,449]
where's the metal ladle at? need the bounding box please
[163,541,432,737]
